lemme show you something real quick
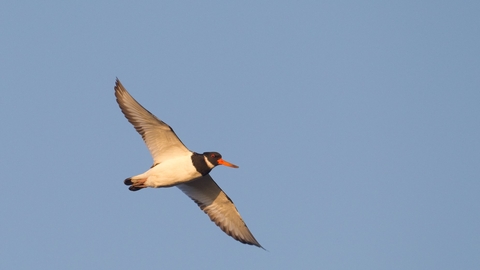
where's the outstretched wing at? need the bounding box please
[114,79,191,164]
[177,175,263,248]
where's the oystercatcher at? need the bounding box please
[114,79,262,248]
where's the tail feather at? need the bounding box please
[124,178,133,186]
[124,177,146,191]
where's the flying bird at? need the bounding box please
[114,79,262,248]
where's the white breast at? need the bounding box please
[144,155,203,188]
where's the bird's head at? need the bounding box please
[203,152,239,169]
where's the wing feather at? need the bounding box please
[114,79,191,163]
[178,175,263,248]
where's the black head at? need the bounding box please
[203,152,239,168]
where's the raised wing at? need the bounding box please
[114,79,191,164]
[177,175,263,248]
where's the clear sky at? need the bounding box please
[1,1,479,269]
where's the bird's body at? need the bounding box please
[127,154,204,188]
[114,79,262,248]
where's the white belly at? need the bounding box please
[142,156,203,188]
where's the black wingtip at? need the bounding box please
[248,240,265,250]
[114,79,120,89]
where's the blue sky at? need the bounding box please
[1,1,479,269]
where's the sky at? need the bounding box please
[1,1,479,269]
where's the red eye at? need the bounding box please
[211,154,215,158]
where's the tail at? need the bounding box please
[124,177,146,191]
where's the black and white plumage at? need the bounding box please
[114,79,262,248]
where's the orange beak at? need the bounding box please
[217,158,239,168]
